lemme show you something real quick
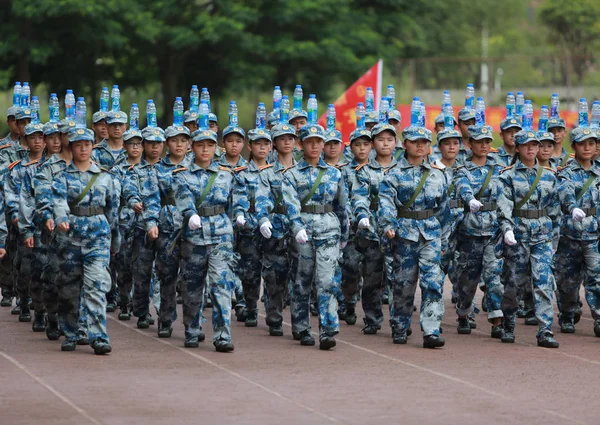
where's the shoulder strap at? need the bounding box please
[70,173,99,209]
[399,168,430,212]
[560,154,570,168]
[301,168,326,206]
[475,165,494,200]
[447,182,455,196]
[515,166,543,210]
[576,173,596,201]
[196,171,218,208]
[393,148,403,160]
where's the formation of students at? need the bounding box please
[2,87,600,355]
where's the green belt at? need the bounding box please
[450,200,464,209]
[397,210,434,220]
[161,198,176,207]
[513,208,547,219]
[301,205,333,214]
[274,205,287,214]
[198,206,225,217]
[369,201,379,211]
[70,206,105,216]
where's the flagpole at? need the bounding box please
[375,59,383,111]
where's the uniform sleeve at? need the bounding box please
[433,171,450,243]
[231,171,249,221]
[377,171,399,235]
[52,173,70,226]
[0,190,8,248]
[255,170,275,226]
[123,168,142,209]
[5,168,21,222]
[558,170,577,214]
[173,172,198,221]
[34,165,55,224]
[282,171,304,237]
[496,172,516,235]
[18,169,36,239]
[333,171,349,243]
[455,167,476,204]
[351,169,371,222]
[546,174,561,249]
[104,174,121,252]
[142,168,161,231]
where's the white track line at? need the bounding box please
[108,316,342,424]
[0,351,104,425]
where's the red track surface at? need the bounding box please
[1,284,598,425]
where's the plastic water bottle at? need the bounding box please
[49,93,60,122]
[578,98,589,128]
[516,91,525,117]
[550,93,560,118]
[365,87,375,112]
[522,100,534,130]
[228,101,238,126]
[442,90,451,109]
[591,101,600,129]
[326,104,336,129]
[199,100,209,130]
[65,89,76,118]
[75,97,86,128]
[280,96,290,122]
[307,94,318,124]
[386,85,396,109]
[410,97,421,125]
[190,85,199,113]
[146,99,157,127]
[418,102,426,127]
[110,85,120,112]
[379,97,389,123]
[356,102,366,128]
[538,105,549,131]
[100,87,109,112]
[293,85,303,110]
[21,82,31,107]
[506,92,516,118]
[475,97,486,126]
[273,86,282,111]
[129,103,139,129]
[443,103,454,129]
[173,97,184,125]
[256,102,267,129]
[201,88,210,112]
[30,96,40,124]
[12,82,21,107]
[465,83,474,109]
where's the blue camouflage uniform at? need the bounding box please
[497,130,560,342]
[547,118,570,170]
[378,126,449,344]
[283,124,349,341]
[453,125,504,326]
[173,129,249,348]
[91,111,128,168]
[554,127,600,334]
[491,118,522,167]
[52,128,120,351]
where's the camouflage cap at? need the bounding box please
[106,111,128,125]
[349,128,372,143]
[289,109,308,122]
[387,109,401,123]
[123,129,143,142]
[24,122,44,136]
[184,110,198,124]
[458,107,476,122]
[6,106,18,118]
[402,126,433,142]
[536,131,555,143]
[270,122,296,139]
[248,128,272,143]
[468,125,494,141]
[58,119,76,134]
[191,129,218,143]
[364,111,378,124]
[43,122,59,136]
[500,117,522,132]
[514,130,540,145]
[222,125,246,138]
[547,117,566,130]
[571,127,598,143]
[165,125,191,139]
[371,122,397,138]
[267,110,279,127]
[324,129,343,143]
[68,127,95,143]
[299,124,325,142]
[92,111,108,124]
[436,128,462,143]
[15,107,32,121]
[141,126,166,142]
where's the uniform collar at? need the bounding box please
[66,161,102,174]
[189,161,219,173]
[298,157,328,170]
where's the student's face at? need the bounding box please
[595,141,600,159]
[365,122,376,131]
[44,133,62,154]
[17,118,31,137]
[143,141,163,161]
[439,138,460,161]
[223,133,244,158]
[290,117,307,134]
[93,120,108,140]
[209,121,218,132]
[7,117,18,134]
[550,127,566,145]
[470,138,492,159]
[167,135,189,158]
[351,139,372,163]
[389,119,402,136]
[193,140,217,163]
[403,138,430,159]
[274,134,295,155]
[250,139,271,161]
[323,141,342,162]
[108,123,126,139]
[573,138,596,161]
[71,140,93,161]
[184,121,198,133]
[60,133,70,149]
[434,123,445,134]
[124,139,143,160]
[501,127,519,148]
[459,119,475,139]
[373,131,396,157]
[27,133,44,153]
[301,137,324,161]
[537,141,554,162]
[517,141,540,163]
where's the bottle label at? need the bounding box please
[130,118,139,130]
[13,93,20,107]
[538,119,548,132]
[551,105,559,119]
[148,113,157,127]
[579,113,589,128]
[293,97,302,110]
[465,96,474,109]
[410,110,419,126]
[506,104,514,119]
[308,110,317,124]
[366,98,374,112]
[229,113,238,126]
[66,105,75,119]
[516,105,524,117]
[327,117,336,130]
[191,97,199,113]
[111,98,120,112]
[444,115,454,129]
[21,96,30,107]
[174,111,183,125]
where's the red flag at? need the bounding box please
[318,60,383,144]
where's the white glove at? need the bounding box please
[295,229,308,244]
[469,199,484,213]
[260,221,272,239]
[358,218,370,229]
[236,215,246,227]
[504,230,517,246]
[572,208,586,222]
[188,214,201,230]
